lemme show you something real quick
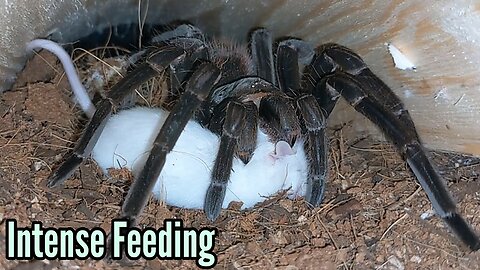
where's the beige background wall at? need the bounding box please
[1,0,480,155]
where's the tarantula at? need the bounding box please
[45,24,479,251]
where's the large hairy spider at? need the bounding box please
[45,24,479,251]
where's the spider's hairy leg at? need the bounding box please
[47,46,186,188]
[237,102,258,164]
[120,62,221,224]
[151,24,205,44]
[276,42,329,206]
[318,44,417,129]
[204,101,247,221]
[169,45,208,96]
[323,71,480,251]
[303,43,480,250]
[276,43,301,96]
[251,28,275,84]
[276,39,315,94]
[296,95,328,206]
[155,24,210,97]
[300,44,346,118]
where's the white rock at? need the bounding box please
[387,43,416,71]
[410,255,422,264]
[420,210,435,220]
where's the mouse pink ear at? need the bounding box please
[274,141,295,157]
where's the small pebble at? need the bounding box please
[420,210,435,220]
[297,215,308,224]
[33,161,43,171]
[410,255,422,263]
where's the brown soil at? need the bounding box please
[1,48,480,270]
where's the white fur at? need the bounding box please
[92,107,308,209]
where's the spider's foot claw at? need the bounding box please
[305,176,326,207]
[305,194,321,208]
[47,154,84,187]
[204,183,227,221]
[445,213,480,251]
[238,151,252,164]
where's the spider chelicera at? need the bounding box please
[45,24,479,251]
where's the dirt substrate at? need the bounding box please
[0,49,480,270]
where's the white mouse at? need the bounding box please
[92,107,308,209]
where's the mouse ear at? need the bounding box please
[274,141,295,157]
